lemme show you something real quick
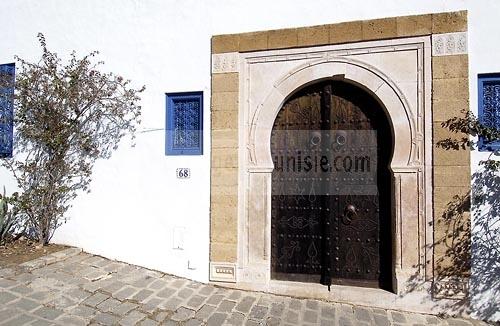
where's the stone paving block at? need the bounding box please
[185,318,204,326]
[97,297,121,312]
[245,319,261,326]
[111,301,139,316]
[153,310,170,322]
[0,268,15,278]
[0,291,18,305]
[0,278,16,288]
[143,297,164,312]
[284,310,299,323]
[139,318,157,326]
[82,292,109,307]
[195,304,217,321]
[0,308,20,323]
[227,290,242,300]
[447,318,473,325]
[373,313,390,326]
[19,258,46,270]
[320,318,333,326]
[391,310,407,323]
[131,276,156,288]
[148,279,169,290]
[235,296,257,313]
[157,287,176,298]
[132,289,154,302]
[119,310,147,326]
[217,299,236,313]
[249,305,268,320]
[93,312,120,325]
[269,302,285,317]
[70,305,98,318]
[101,280,127,294]
[171,279,187,288]
[56,314,87,326]
[198,285,216,296]
[33,306,64,320]
[206,293,225,306]
[289,298,302,310]
[11,297,40,312]
[178,287,194,299]
[114,286,138,300]
[163,296,183,311]
[355,306,373,322]
[206,312,227,326]
[29,318,55,326]
[306,299,319,310]
[9,284,33,295]
[49,295,78,310]
[171,306,196,321]
[2,313,36,326]
[225,311,245,325]
[426,315,442,324]
[321,305,336,319]
[266,316,281,326]
[28,290,53,303]
[339,316,354,326]
[185,294,207,310]
[303,309,319,323]
[12,272,37,283]
[65,288,92,301]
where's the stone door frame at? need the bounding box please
[235,37,433,299]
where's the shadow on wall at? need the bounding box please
[470,168,500,321]
[405,170,499,322]
[405,112,500,322]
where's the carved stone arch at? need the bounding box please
[249,58,416,172]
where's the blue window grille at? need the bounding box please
[0,63,15,158]
[478,73,500,151]
[165,91,203,155]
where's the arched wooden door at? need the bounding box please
[270,80,392,289]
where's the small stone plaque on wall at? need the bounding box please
[209,262,236,282]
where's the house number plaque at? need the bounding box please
[176,168,191,179]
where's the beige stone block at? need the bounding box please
[239,31,268,52]
[432,55,468,80]
[211,216,237,243]
[211,168,238,186]
[297,25,329,47]
[212,73,239,93]
[433,121,469,144]
[212,130,238,148]
[211,203,237,220]
[212,148,238,168]
[212,91,238,111]
[434,166,471,187]
[212,193,238,207]
[268,28,298,49]
[212,34,240,54]
[432,78,469,102]
[210,185,238,196]
[210,242,237,262]
[396,14,432,37]
[432,11,468,34]
[434,146,470,166]
[433,99,469,122]
[212,111,238,130]
[362,17,398,40]
[329,21,362,44]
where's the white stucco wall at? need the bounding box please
[1,0,499,319]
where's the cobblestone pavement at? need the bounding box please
[0,249,491,325]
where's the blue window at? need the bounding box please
[478,73,500,151]
[0,63,15,158]
[165,91,203,155]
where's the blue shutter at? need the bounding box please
[0,63,15,158]
[165,91,203,155]
[478,73,500,151]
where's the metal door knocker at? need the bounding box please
[342,204,357,225]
